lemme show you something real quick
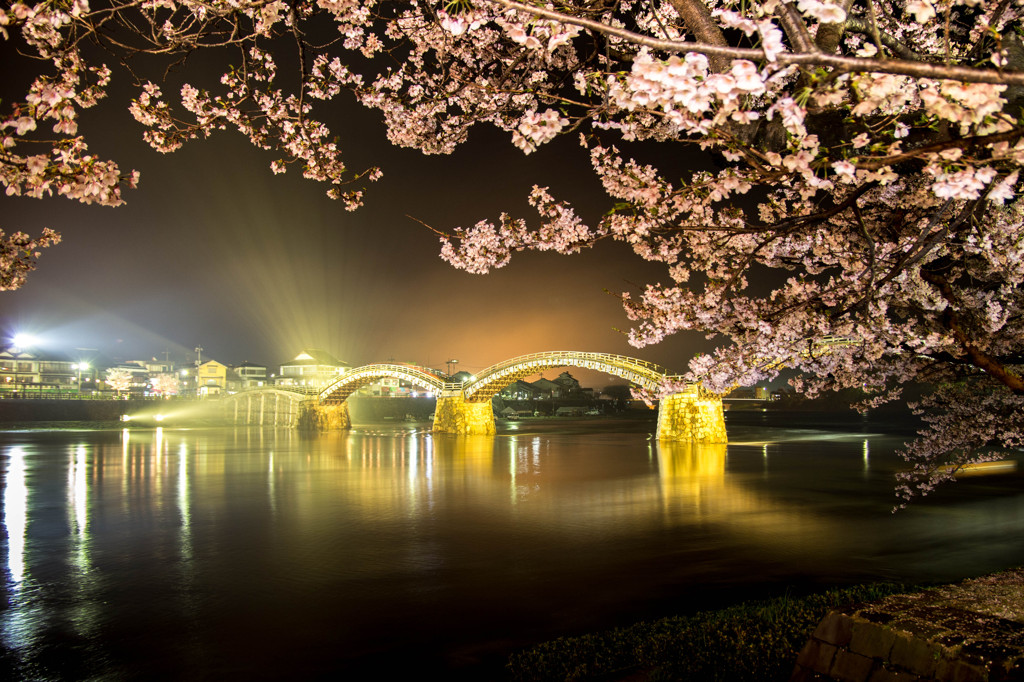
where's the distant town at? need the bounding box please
[0,337,779,412]
[0,341,690,406]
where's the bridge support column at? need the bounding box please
[657,390,727,443]
[296,400,351,431]
[433,396,495,435]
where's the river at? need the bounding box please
[2,414,1024,680]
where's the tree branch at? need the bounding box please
[665,0,729,72]
[487,0,1024,85]
[775,3,817,55]
[922,270,1024,395]
[855,126,1024,170]
[844,17,923,60]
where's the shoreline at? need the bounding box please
[505,569,1024,681]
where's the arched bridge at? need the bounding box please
[221,342,856,440]
[458,351,668,402]
[220,387,314,427]
[321,363,446,405]
[314,351,721,443]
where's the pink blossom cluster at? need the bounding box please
[511,109,568,153]
[128,46,379,201]
[2,43,135,207]
[895,383,1024,509]
[0,227,60,291]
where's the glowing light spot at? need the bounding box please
[4,447,28,584]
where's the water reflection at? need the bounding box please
[1,424,1022,680]
[178,439,192,560]
[658,441,843,556]
[3,446,26,585]
[1,444,31,656]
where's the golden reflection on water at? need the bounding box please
[68,444,90,577]
[4,429,851,554]
[1,427,854,606]
[179,439,192,561]
[68,442,100,640]
[658,440,839,551]
[1,446,32,652]
[4,446,27,585]
[3,424,1024,682]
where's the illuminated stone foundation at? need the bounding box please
[297,401,351,431]
[433,396,496,435]
[657,391,727,443]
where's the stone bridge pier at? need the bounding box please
[430,388,725,443]
[432,395,496,435]
[297,401,351,432]
[656,389,728,443]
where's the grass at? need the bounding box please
[506,583,918,681]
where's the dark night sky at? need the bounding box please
[1,53,714,384]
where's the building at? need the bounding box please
[0,347,80,392]
[0,347,40,391]
[196,360,229,396]
[552,371,583,396]
[233,362,269,389]
[499,380,550,400]
[530,377,562,397]
[278,349,349,388]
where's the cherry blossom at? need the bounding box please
[0,227,59,291]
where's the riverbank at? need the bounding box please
[0,397,214,423]
[505,583,917,681]
[506,569,1024,681]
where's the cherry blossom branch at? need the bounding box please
[486,0,1024,85]
[843,17,922,60]
[855,126,1024,171]
[0,228,60,291]
[665,0,729,72]
[922,270,1024,395]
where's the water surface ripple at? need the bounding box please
[2,417,1023,679]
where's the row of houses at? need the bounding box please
[0,347,361,397]
[2,347,473,398]
[496,371,596,401]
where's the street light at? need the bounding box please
[11,333,37,352]
[9,334,38,393]
[75,362,90,392]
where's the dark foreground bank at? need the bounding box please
[505,583,918,681]
[508,569,1024,682]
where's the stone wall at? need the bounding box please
[792,570,1024,681]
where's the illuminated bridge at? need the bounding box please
[221,341,856,440]
[220,351,728,442]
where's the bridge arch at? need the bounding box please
[462,351,674,402]
[220,387,311,426]
[319,363,446,405]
